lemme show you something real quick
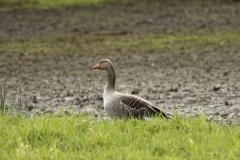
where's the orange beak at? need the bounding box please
[92,63,100,69]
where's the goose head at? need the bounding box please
[92,59,113,70]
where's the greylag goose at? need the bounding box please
[92,59,172,119]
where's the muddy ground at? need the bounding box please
[0,0,240,124]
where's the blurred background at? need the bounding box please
[0,0,240,124]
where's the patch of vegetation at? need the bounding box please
[0,29,240,55]
[0,0,136,12]
[0,81,8,115]
[0,113,239,159]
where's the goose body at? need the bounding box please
[93,59,172,119]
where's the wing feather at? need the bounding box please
[119,95,172,119]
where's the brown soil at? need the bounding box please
[0,0,240,124]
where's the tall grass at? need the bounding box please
[0,113,239,159]
[0,81,8,115]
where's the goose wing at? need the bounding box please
[119,94,172,119]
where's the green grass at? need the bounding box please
[0,113,239,159]
[1,29,240,55]
[0,0,136,11]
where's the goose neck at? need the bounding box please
[105,65,116,91]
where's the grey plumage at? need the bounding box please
[92,59,172,119]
